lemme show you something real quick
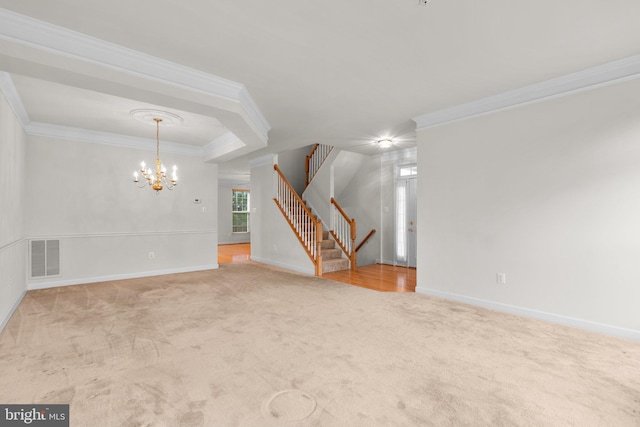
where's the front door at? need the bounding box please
[395,165,417,268]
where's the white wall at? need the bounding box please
[250,156,314,275]
[0,89,26,331]
[25,135,218,288]
[334,152,382,266]
[302,149,339,226]
[277,145,312,195]
[218,180,250,244]
[417,77,640,339]
[380,148,417,265]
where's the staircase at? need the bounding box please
[320,230,349,273]
[273,163,350,276]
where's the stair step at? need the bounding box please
[320,240,335,249]
[321,248,342,260]
[322,258,349,273]
[322,230,329,240]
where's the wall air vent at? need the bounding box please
[30,239,60,278]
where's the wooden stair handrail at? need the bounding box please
[305,144,320,188]
[355,229,376,252]
[329,230,350,258]
[305,144,333,189]
[331,198,352,226]
[273,200,323,275]
[273,164,323,276]
[330,197,357,271]
[275,164,317,219]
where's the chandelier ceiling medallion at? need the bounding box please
[132,109,181,194]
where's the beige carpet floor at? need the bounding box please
[0,261,639,426]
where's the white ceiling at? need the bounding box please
[11,75,229,145]
[1,0,640,179]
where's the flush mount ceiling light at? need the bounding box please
[376,138,394,149]
[132,109,181,194]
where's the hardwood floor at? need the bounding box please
[323,264,416,292]
[218,243,251,263]
[218,243,415,292]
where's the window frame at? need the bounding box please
[231,189,250,234]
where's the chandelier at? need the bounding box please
[133,117,178,193]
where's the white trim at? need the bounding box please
[376,259,397,266]
[250,256,315,276]
[238,85,271,138]
[415,286,640,342]
[0,238,24,253]
[249,154,277,168]
[27,264,219,290]
[203,132,246,161]
[26,122,203,157]
[0,8,270,139]
[0,290,26,334]
[413,54,640,131]
[27,230,216,240]
[0,71,29,128]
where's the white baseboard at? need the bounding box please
[416,286,640,342]
[376,259,396,265]
[250,256,315,276]
[0,290,26,334]
[27,264,219,290]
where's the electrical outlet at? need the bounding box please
[149,252,155,259]
[496,273,506,284]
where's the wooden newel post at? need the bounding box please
[350,218,357,271]
[305,155,310,188]
[316,219,323,276]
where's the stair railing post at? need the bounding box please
[316,218,323,276]
[350,218,357,271]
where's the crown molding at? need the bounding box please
[203,132,246,162]
[249,154,277,168]
[26,122,203,157]
[0,8,270,140]
[0,71,29,127]
[238,85,271,138]
[413,53,640,131]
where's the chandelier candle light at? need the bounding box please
[133,117,178,193]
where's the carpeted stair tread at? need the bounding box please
[320,240,335,249]
[322,257,349,273]
[321,248,342,260]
